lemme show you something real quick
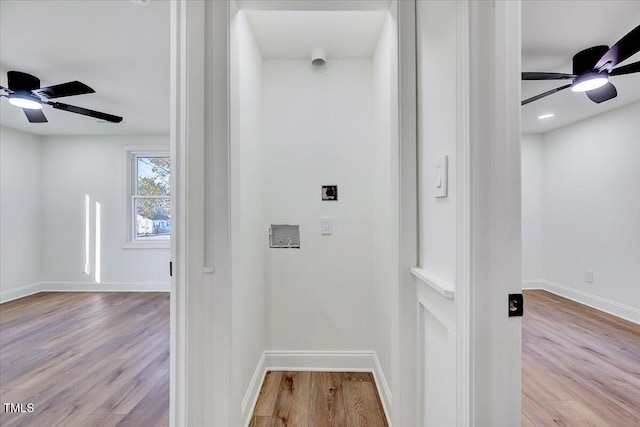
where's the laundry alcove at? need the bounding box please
[229,1,399,424]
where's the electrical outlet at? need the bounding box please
[321,217,332,235]
[585,270,593,283]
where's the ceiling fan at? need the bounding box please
[0,71,123,123]
[522,24,640,106]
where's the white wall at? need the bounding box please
[372,9,398,390]
[40,135,170,288]
[262,59,377,351]
[230,6,266,425]
[1,129,169,303]
[0,127,42,301]
[540,102,639,315]
[416,0,457,283]
[414,1,459,425]
[521,133,544,281]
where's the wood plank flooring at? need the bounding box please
[0,292,169,427]
[250,371,388,427]
[4,289,636,426]
[522,290,640,426]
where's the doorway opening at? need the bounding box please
[520,2,640,424]
[228,2,399,425]
[0,1,172,425]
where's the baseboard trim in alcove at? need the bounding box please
[241,350,393,427]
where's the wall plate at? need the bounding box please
[435,155,448,198]
[321,217,333,235]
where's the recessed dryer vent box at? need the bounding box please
[269,225,300,248]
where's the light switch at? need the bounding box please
[321,217,333,235]
[435,155,448,198]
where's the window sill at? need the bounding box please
[123,240,170,249]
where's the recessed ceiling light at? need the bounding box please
[537,113,554,120]
[130,0,151,5]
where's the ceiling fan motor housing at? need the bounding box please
[572,45,609,74]
[7,71,40,92]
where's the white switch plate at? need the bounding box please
[321,217,333,235]
[585,270,593,283]
[435,155,448,198]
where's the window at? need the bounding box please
[128,153,170,246]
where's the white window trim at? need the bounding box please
[123,146,171,249]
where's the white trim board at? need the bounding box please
[241,351,392,427]
[241,353,267,427]
[521,279,544,290]
[0,282,169,304]
[39,281,169,292]
[411,267,455,299]
[522,279,640,325]
[0,282,43,304]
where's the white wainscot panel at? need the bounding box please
[419,304,456,426]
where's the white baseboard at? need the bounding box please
[523,279,640,325]
[39,281,170,292]
[242,351,392,427]
[542,280,639,325]
[521,279,544,290]
[241,353,267,426]
[0,281,169,304]
[0,282,43,303]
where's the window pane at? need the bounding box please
[135,198,171,239]
[137,157,170,196]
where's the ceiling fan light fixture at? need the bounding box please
[571,73,608,93]
[8,93,42,110]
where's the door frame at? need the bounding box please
[169,0,522,425]
[397,1,522,426]
[170,1,232,426]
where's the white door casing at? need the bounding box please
[401,0,521,426]
[171,0,231,426]
[170,0,521,425]
[467,1,522,425]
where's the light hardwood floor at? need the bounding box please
[3,290,637,426]
[250,371,388,426]
[0,292,169,427]
[522,290,640,426]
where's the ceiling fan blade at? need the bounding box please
[610,60,640,76]
[586,82,617,104]
[7,71,40,91]
[521,84,572,106]
[49,101,123,123]
[522,72,575,80]
[594,24,640,72]
[23,109,48,123]
[33,81,95,99]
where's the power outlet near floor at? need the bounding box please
[584,270,594,283]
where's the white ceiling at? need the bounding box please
[521,0,640,133]
[0,0,169,136]
[237,0,391,11]
[2,0,637,136]
[244,10,388,59]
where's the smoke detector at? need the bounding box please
[311,48,326,67]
